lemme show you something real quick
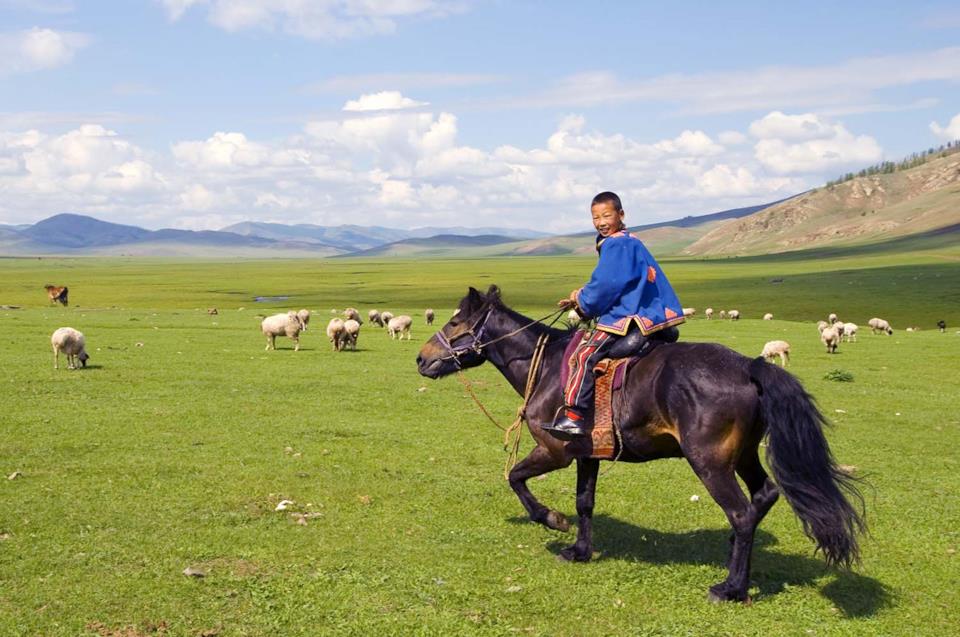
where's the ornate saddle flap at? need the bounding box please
[588,357,630,459]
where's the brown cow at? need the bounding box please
[44,285,69,306]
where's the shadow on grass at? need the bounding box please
[508,513,892,615]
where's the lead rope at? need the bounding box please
[456,331,551,480]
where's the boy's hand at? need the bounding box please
[557,289,580,309]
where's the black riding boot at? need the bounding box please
[542,407,590,440]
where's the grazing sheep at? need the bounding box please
[343,319,360,350]
[368,309,383,327]
[704,308,714,319]
[820,324,841,353]
[343,307,362,324]
[425,308,435,325]
[939,320,947,333]
[45,285,69,306]
[682,307,696,317]
[842,322,858,342]
[388,315,413,340]
[296,309,311,331]
[905,326,918,332]
[207,308,218,315]
[719,310,727,319]
[763,313,773,321]
[728,310,740,321]
[380,311,395,327]
[326,317,346,351]
[566,309,584,327]
[760,340,790,367]
[817,320,829,333]
[828,313,838,324]
[51,327,89,370]
[868,317,894,335]
[261,311,305,351]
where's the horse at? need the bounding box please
[416,286,865,603]
[44,285,69,306]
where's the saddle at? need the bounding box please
[560,326,679,459]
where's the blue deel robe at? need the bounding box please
[574,231,685,335]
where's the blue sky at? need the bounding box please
[1,0,959,232]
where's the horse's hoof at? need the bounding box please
[707,585,751,604]
[557,545,591,562]
[545,510,570,532]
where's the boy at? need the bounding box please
[542,191,685,440]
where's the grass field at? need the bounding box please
[1,251,958,636]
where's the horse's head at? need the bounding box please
[417,285,500,379]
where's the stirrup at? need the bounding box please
[542,408,590,440]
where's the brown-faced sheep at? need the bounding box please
[326,318,346,351]
[388,315,413,340]
[704,308,714,319]
[380,311,395,328]
[343,308,362,324]
[51,327,89,370]
[425,308,435,325]
[719,310,727,319]
[207,308,218,315]
[820,324,841,353]
[760,340,790,367]
[728,310,740,321]
[828,313,838,324]
[297,309,311,331]
[763,313,773,321]
[343,319,360,350]
[868,317,893,335]
[368,309,384,327]
[261,311,305,351]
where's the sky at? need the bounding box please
[1,1,959,234]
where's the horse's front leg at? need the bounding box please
[508,444,572,532]
[559,458,599,562]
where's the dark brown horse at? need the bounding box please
[417,286,865,603]
[44,285,69,306]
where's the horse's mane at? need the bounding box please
[479,285,575,342]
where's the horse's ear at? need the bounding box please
[486,285,501,305]
[467,287,482,302]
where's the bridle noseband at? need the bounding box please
[434,308,493,369]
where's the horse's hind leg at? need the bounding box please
[558,458,599,562]
[688,457,757,603]
[737,448,779,525]
[508,445,572,532]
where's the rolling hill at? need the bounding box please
[684,151,960,256]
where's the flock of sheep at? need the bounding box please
[259,307,433,353]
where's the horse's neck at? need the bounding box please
[482,309,565,397]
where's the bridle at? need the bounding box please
[432,306,566,369]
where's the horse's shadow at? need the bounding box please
[508,513,891,615]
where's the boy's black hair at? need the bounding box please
[591,191,622,211]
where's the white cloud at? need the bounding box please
[0,27,90,75]
[752,112,882,174]
[303,72,506,94]
[749,111,833,141]
[930,113,960,141]
[160,0,469,40]
[718,131,748,145]
[343,91,428,112]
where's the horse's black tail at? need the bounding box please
[749,357,865,568]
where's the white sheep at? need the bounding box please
[842,322,858,342]
[424,308,435,325]
[828,313,838,324]
[817,320,829,333]
[343,307,362,324]
[388,315,413,340]
[368,309,383,327]
[705,308,714,319]
[763,313,773,321]
[343,319,360,350]
[566,309,584,326]
[261,311,305,351]
[760,340,790,367]
[380,311,395,328]
[728,310,740,321]
[51,327,89,370]
[719,310,727,319]
[326,317,346,351]
[682,307,696,317]
[297,309,311,331]
[868,317,894,335]
[820,324,841,353]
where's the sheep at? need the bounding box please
[207,308,218,315]
[380,311,395,328]
[296,309,311,331]
[719,310,727,319]
[868,317,894,335]
[368,309,383,327]
[728,310,740,321]
[682,308,696,317]
[763,313,773,321]
[343,307,362,324]
[425,308,435,325]
[326,318,346,351]
[566,309,585,327]
[343,319,360,350]
[261,311,305,351]
[388,315,413,340]
[760,340,790,367]
[51,327,89,370]
[828,313,838,324]
[704,308,714,319]
[817,320,829,333]
[842,323,858,342]
[905,326,919,332]
[939,320,947,333]
[820,324,841,353]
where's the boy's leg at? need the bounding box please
[543,329,618,440]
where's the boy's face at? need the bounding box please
[591,201,624,237]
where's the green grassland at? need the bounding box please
[1,249,958,636]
